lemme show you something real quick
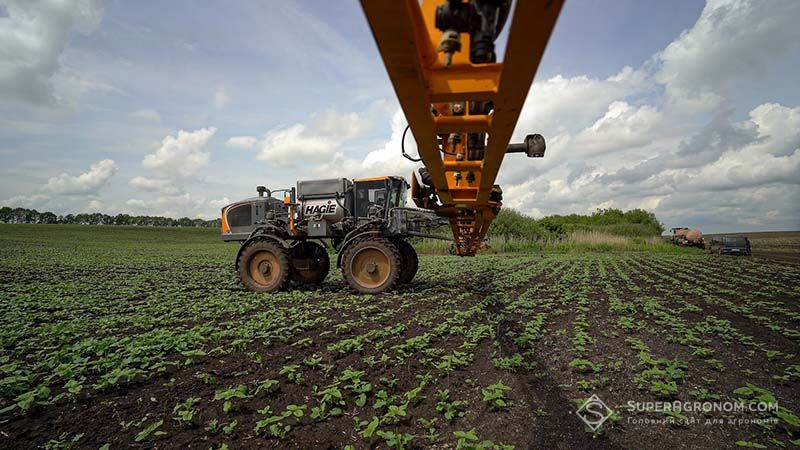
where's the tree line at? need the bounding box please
[2,205,663,236]
[0,207,221,228]
[488,207,664,239]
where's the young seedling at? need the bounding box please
[213,384,250,413]
[279,365,303,384]
[436,389,466,422]
[376,430,414,450]
[481,381,511,410]
[172,396,200,425]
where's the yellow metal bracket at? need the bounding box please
[361,0,563,255]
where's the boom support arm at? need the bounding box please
[361,0,563,255]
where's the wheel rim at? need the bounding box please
[249,250,282,288]
[351,247,391,289]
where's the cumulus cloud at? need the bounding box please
[125,193,230,219]
[655,0,800,110]
[496,0,800,231]
[252,103,391,166]
[44,159,117,194]
[142,127,216,177]
[745,103,800,157]
[129,176,181,195]
[257,124,337,166]
[513,67,649,142]
[0,0,105,105]
[226,136,258,149]
[305,108,422,180]
[504,101,800,232]
[85,199,103,212]
[571,101,661,155]
[2,194,51,209]
[604,108,762,184]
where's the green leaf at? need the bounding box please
[733,386,754,396]
[135,420,164,442]
[735,441,767,448]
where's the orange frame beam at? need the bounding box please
[361,0,563,254]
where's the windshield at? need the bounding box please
[723,237,747,246]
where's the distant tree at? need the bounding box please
[40,212,58,224]
[0,206,221,228]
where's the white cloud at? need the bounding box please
[513,67,648,142]
[4,0,797,232]
[253,104,390,166]
[125,193,230,219]
[571,101,661,155]
[307,108,422,180]
[142,127,216,177]
[0,0,105,105]
[2,194,51,209]
[226,136,258,149]
[688,149,800,192]
[85,199,103,211]
[257,123,338,166]
[129,176,180,195]
[213,87,229,108]
[44,159,117,194]
[746,103,800,157]
[208,197,231,209]
[494,0,800,232]
[502,100,800,232]
[655,0,800,110]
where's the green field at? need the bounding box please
[1,225,799,449]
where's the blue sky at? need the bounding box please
[1,0,798,232]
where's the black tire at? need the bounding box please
[342,238,401,294]
[291,241,330,286]
[395,239,418,284]
[237,240,291,292]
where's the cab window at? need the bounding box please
[355,180,387,218]
[227,203,252,227]
[389,179,407,208]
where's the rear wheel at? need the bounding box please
[238,240,291,292]
[291,241,330,286]
[395,239,418,284]
[342,238,401,294]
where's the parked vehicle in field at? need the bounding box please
[708,236,751,256]
[221,177,448,294]
[670,227,705,248]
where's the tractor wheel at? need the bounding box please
[291,241,330,286]
[237,240,291,292]
[342,238,401,294]
[395,239,418,284]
